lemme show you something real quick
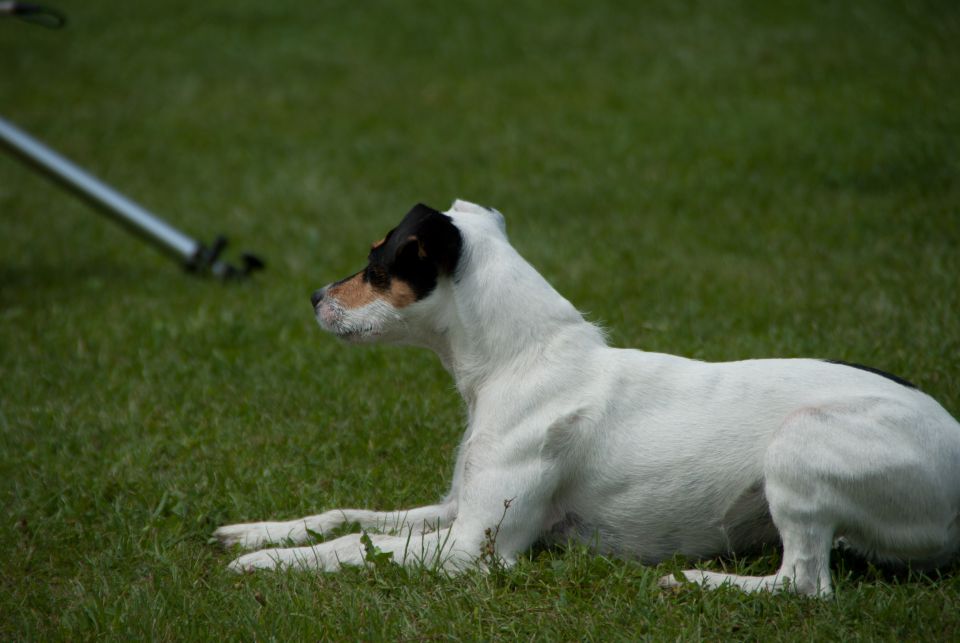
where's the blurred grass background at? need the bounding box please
[1,0,958,639]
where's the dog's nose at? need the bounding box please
[311,288,326,308]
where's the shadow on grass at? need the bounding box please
[531,538,960,595]
[0,255,214,309]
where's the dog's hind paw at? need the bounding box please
[658,570,711,590]
[658,571,687,589]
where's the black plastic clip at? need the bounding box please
[187,235,265,281]
[1,2,67,29]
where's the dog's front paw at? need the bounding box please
[228,549,285,573]
[228,546,332,572]
[213,522,285,550]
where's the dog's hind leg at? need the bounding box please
[214,502,456,550]
[661,408,846,596]
[659,517,833,596]
[662,399,960,596]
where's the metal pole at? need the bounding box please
[0,115,201,263]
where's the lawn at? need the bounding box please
[2,0,959,639]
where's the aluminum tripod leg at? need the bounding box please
[0,116,262,278]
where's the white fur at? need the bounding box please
[215,200,960,596]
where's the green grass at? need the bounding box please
[2,0,959,639]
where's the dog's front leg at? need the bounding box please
[228,527,461,572]
[228,514,523,574]
[214,502,456,550]
[228,462,554,573]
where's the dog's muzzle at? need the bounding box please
[311,286,345,333]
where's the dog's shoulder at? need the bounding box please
[541,408,598,462]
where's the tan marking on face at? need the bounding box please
[328,272,419,310]
[386,278,416,308]
[327,272,378,309]
[371,238,386,250]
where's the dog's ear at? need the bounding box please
[395,235,427,265]
[393,205,462,276]
[421,212,462,275]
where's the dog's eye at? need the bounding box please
[365,265,391,289]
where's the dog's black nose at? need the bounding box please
[311,288,325,308]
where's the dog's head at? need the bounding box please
[312,202,482,343]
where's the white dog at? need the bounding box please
[215,200,960,596]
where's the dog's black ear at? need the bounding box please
[420,211,462,275]
[395,234,427,266]
[393,204,462,276]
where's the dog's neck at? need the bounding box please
[415,236,606,410]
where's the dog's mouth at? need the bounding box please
[314,299,342,327]
[314,301,381,342]
[330,326,382,343]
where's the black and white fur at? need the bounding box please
[215,200,960,596]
